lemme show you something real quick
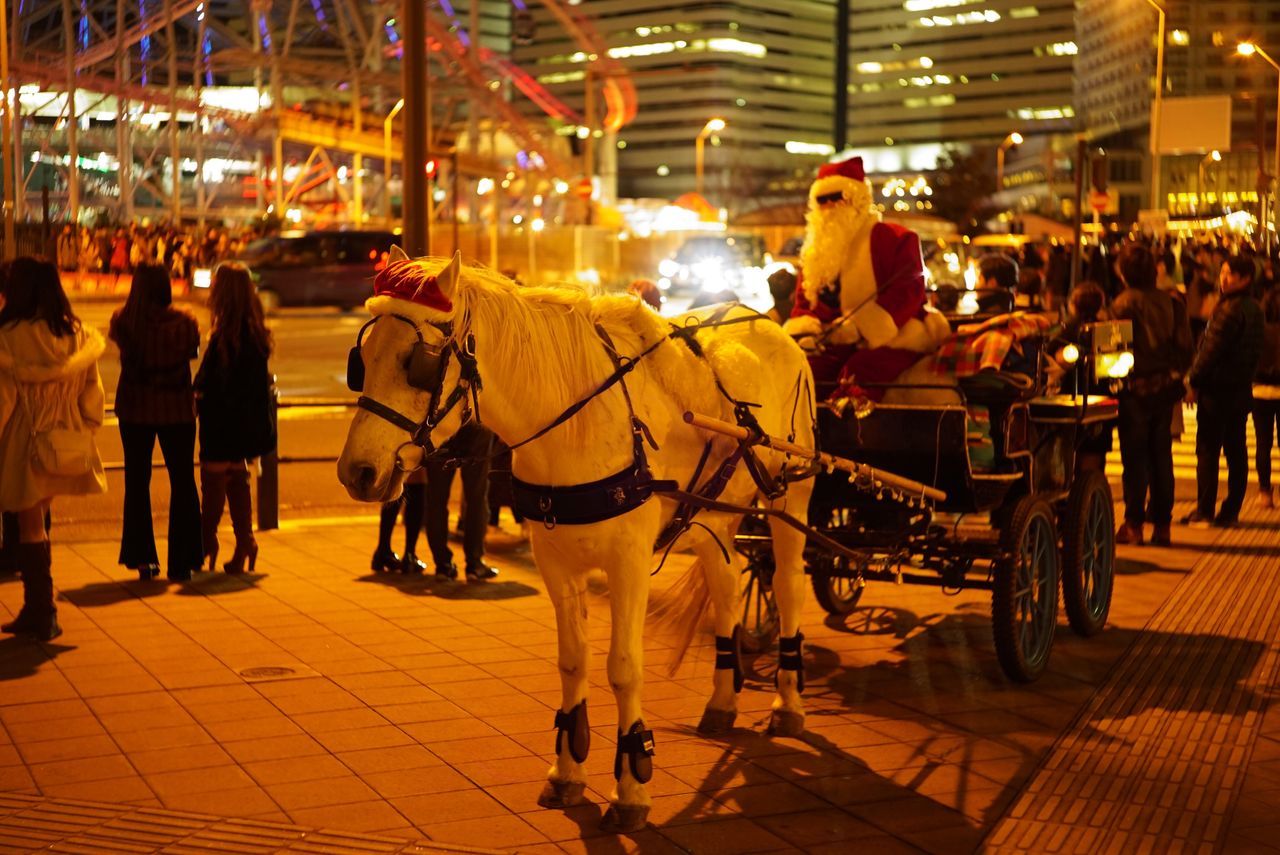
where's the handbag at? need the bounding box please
[15,382,95,478]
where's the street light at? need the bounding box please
[1141,0,1167,213]
[996,131,1023,192]
[695,117,727,200]
[1238,41,1280,247]
[383,98,404,223]
[1197,149,1222,213]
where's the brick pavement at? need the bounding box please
[0,495,1276,854]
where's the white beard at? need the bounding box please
[800,204,875,293]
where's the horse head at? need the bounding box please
[337,247,473,502]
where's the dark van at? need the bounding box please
[221,230,401,312]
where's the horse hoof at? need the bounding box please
[537,780,588,809]
[600,803,649,834]
[767,708,806,738]
[697,707,737,735]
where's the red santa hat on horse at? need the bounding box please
[783,156,949,400]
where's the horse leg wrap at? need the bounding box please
[777,632,805,693]
[612,720,656,784]
[553,700,590,764]
[715,626,744,693]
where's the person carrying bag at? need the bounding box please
[0,257,107,642]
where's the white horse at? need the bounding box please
[337,249,816,832]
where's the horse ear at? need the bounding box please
[388,244,410,263]
[437,250,462,299]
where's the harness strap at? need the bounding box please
[357,396,422,436]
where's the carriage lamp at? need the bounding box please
[1059,343,1080,365]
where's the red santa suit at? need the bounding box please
[783,156,949,400]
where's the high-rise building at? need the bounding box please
[511,1,837,210]
[844,0,1077,164]
[1075,0,1280,219]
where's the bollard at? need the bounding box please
[257,383,280,531]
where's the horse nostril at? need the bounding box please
[355,465,378,490]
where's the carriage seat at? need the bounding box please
[958,370,1038,407]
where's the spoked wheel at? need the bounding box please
[991,496,1059,683]
[1061,470,1115,637]
[740,557,779,654]
[810,556,864,616]
[808,505,864,616]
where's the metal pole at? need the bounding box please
[1071,136,1086,289]
[383,98,402,224]
[193,2,206,227]
[1146,1,1166,213]
[834,0,849,153]
[400,0,428,257]
[165,0,181,223]
[115,0,134,223]
[9,0,20,227]
[352,76,363,226]
[0,0,12,256]
[62,0,79,226]
[695,133,705,199]
[997,146,1005,192]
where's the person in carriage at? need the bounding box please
[782,156,951,402]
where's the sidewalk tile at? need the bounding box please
[415,813,549,848]
[159,784,280,816]
[427,735,534,764]
[393,789,508,824]
[266,775,378,810]
[128,744,233,775]
[453,755,553,788]
[362,765,473,798]
[6,716,106,744]
[335,744,443,775]
[659,816,791,853]
[144,765,257,798]
[242,754,352,786]
[312,725,415,753]
[29,754,136,787]
[39,775,155,803]
[286,799,411,834]
[111,724,213,753]
[222,734,328,764]
[17,734,120,765]
[755,808,886,846]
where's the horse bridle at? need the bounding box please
[347,313,481,462]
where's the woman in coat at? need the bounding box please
[109,264,203,581]
[0,257,107,641]
[1254,278,1280,509]
[195,263,274,574]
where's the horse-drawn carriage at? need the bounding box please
[728,318,1134,682]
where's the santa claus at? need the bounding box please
[783,156,950,400]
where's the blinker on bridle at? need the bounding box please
[347,312,481,462]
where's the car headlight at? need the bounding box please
[192,268,212,289]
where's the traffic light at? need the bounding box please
[1090,148,1109,194]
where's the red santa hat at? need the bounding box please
[816,156,866,183]
[372,259,453,312]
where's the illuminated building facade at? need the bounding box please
[1076,0,1280,220]
[845,0,1078,161]
[510,1,837,208]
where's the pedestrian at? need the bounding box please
[109,264,203,581]
[56,226,78,272]
[627,278,662,312]
[1109,245,1193,546]
[424,423,499,582]
[371,470,427,574]
[194,262,275,573]
[1253,276,1280,509]
[0,257,108,641]
[767,268,797,323]
[976,254,1017,314]
[1184,256,1266,528]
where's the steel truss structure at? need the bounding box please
[3,0,631,231]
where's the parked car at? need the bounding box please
[196,230,401,312]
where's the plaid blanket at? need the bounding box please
[931,312,1055,377]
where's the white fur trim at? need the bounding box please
[782,315,822,339]
[800,178,878,305]
[922,306,952,347]
[852,300,899,350]
[365,294,455,324]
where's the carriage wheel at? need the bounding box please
[810,556,864,616]
[740,558,779,654]
[1061,470,1115,638]
[991,496,1059,683]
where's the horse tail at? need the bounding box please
[648,559,712,676]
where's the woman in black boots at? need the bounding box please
[371,470,427,573]
[194,263,274,574]
[109,264,203,581]
[0,258,108,641]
